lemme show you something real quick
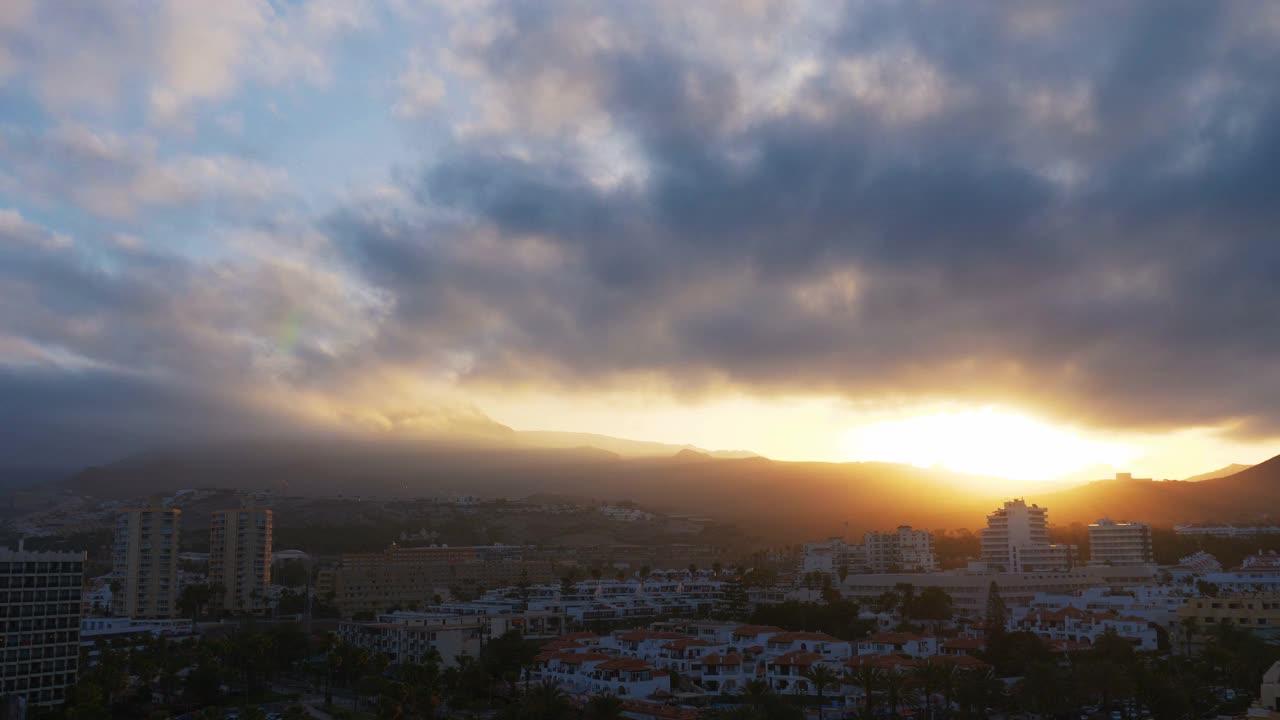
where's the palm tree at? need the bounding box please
[954,667,1001,719]
[846,665,884,719]
[742,678,773,708]
[801,665,841,720]
[584,692,626,719]
[911,659,950,719]
[523,680,570,720]
[881,668,918,717]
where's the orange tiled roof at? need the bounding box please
[662,638,717,650]
[598,657,655,672]
[539,651,612,665]
[733,625,785,636]
[866,632,928,644]
[942,637,985,650]
[617,630,691,642]
[770,650,823,667]
[769,631,843,644]
[698,652,743,666]
[845,654,919,671]
[540,640,586,651]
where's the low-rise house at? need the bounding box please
[856,632,937,658]
[765,631,853,661]
[690,652,752,694]
[533,651,671,699]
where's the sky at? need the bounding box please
[3,1,1280,482]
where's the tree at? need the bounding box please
[521,680,570,720]
[584,693,626,720]
[179,582,217,621]
[801,665,840,720]
[276,559,310,588]
[911,658,951,719]
[846,664,884,719]
[983,581,1007,644]
[910,587,954,631]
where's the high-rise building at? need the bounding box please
[1088,518,1153,566]
[1,546,85,708]
[210,507,273,614]
[112,504,180,618]
[981,499,1077,572]
[864,526,937,572]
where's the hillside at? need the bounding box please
[1182,463,1253,482]
[58,437,1280,539]
[1038,454,1280,526]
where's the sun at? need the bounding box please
[841,406,1137,481]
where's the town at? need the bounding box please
[4,491,1280,720]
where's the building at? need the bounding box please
[1010,607,1158,651]
[981,499,1077,572]
[210,507,273,613]
[337,612,486,667]
[1088,518,1153,566]
[864,526,937,572]
[1,546,85,708]
[801,537,866,576]
[1204,552,1280,594]
[325,544,557,617]
[1255,661,1280,718]
[112,504,180,618]
[840,564,1157,614]
[1176,594,1280,652]
[1173,524,1280,538]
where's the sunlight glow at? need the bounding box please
[841,407,1138,481]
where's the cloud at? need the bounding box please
[6,0,1280,470]
[0,0,372,121]
[394,49,446,118]
[0,125,287,219]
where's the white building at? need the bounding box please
[1089,518,1153,566]
[1010,606,1158,651]
[1204,552,1280,594]
[864,526,937,572]
[337,612,486,666]
[1174,525,1280,538]
[533,652,671,699]
[981,499,1077,572]
[801,537,866,576]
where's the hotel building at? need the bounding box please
[981,499,1077,572]
[210,507,273,614]
[1088,518,1153,566]
[112,504,180,618]
[0,547,85,708]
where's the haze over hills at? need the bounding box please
[513,430,759,459]
[1182,463,1253,482]
[50,429,1280,540]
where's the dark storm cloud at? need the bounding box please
[335,0,1280,435]
[7,0,1280,471]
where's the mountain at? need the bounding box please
[1182,463,1253,482]
[56,433,1280,539]
[513,430,758,458]
[1036,453,1280,526]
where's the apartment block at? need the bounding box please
[210,507,273,614]
[0,547,85,708]
[864,526,937,572]
[981,499,1077,572]
[1176,594,1280,650]
[327,544,557,617]
[1088,518,1153,566]
[112,505,180,618]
